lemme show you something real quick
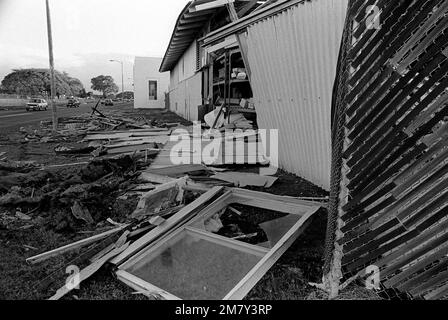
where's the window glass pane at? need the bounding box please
[189,207,300,249]
[124,230,261,300]
[148,80,157,100]
[259,214,300,248]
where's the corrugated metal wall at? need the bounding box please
[244,0,348,190]
[326,0,448,299]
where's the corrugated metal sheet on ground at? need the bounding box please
[243,0,349,190]
[325,0,448,300]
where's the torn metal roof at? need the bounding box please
[159,0,267,73]
[201,0,307,46]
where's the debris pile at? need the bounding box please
[0,103,328,300]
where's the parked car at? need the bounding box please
[67,98,81,108]
[104,99,114,106]
[26,98,48,111]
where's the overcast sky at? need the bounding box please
[0,0,189,91]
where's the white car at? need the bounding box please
[26,98,48,111]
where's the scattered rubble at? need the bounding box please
[0,104,329,300]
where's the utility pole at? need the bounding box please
[45,0,57,131]
[110,60,124,100]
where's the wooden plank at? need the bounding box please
[149,139,181,169]
[226,2,239,21]
[139,172,178,184]
[145,164,209,177]
[116,270,181,300]
[85,131,170,141]
[87,128,169,134]
[105,137,169,148]
[185,227,269,257]
[89,243,115,263]
[107,146,160,155]
[48,242,130,300]
[231,188,322,214]
[26,225,128,264]
[111,186,225,265]
[183,191,232,225]
[211,172,278,188]
[105,136,171,143]
[237,0,259,17]
[223,206,319,299]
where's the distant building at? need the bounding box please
[133,57,170,109]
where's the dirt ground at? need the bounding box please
[0,107,380,300]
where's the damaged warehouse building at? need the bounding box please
[0,0,447,301]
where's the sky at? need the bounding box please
[0,0,189,92]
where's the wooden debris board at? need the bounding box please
[87,128,169,135]
[48,242,130,300]
[105,137,169,148]
[85,131,170,141]
[144,164,209,177]
[148,135,268,169]
[26,225,129,264]
[107,146,160,155]
[211,172,278,188]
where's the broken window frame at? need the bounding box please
[116,187,320,300]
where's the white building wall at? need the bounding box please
[243,0,349,190]
[168,41,202,121]
[134,57,170,109]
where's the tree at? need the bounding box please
[61,72,84,96]
[90,75,119,97]
[1,69,85,97]
[116,91,134,100]
[78,88,87,98]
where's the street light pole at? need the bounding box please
[110,60,124,100]
[45,0,57,131]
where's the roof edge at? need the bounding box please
[159,2,193,73]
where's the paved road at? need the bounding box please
[0,102,135,133]
[0,103,94,130]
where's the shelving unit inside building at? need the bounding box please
[208,46,257,125]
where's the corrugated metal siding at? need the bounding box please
[244,0,348,190]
